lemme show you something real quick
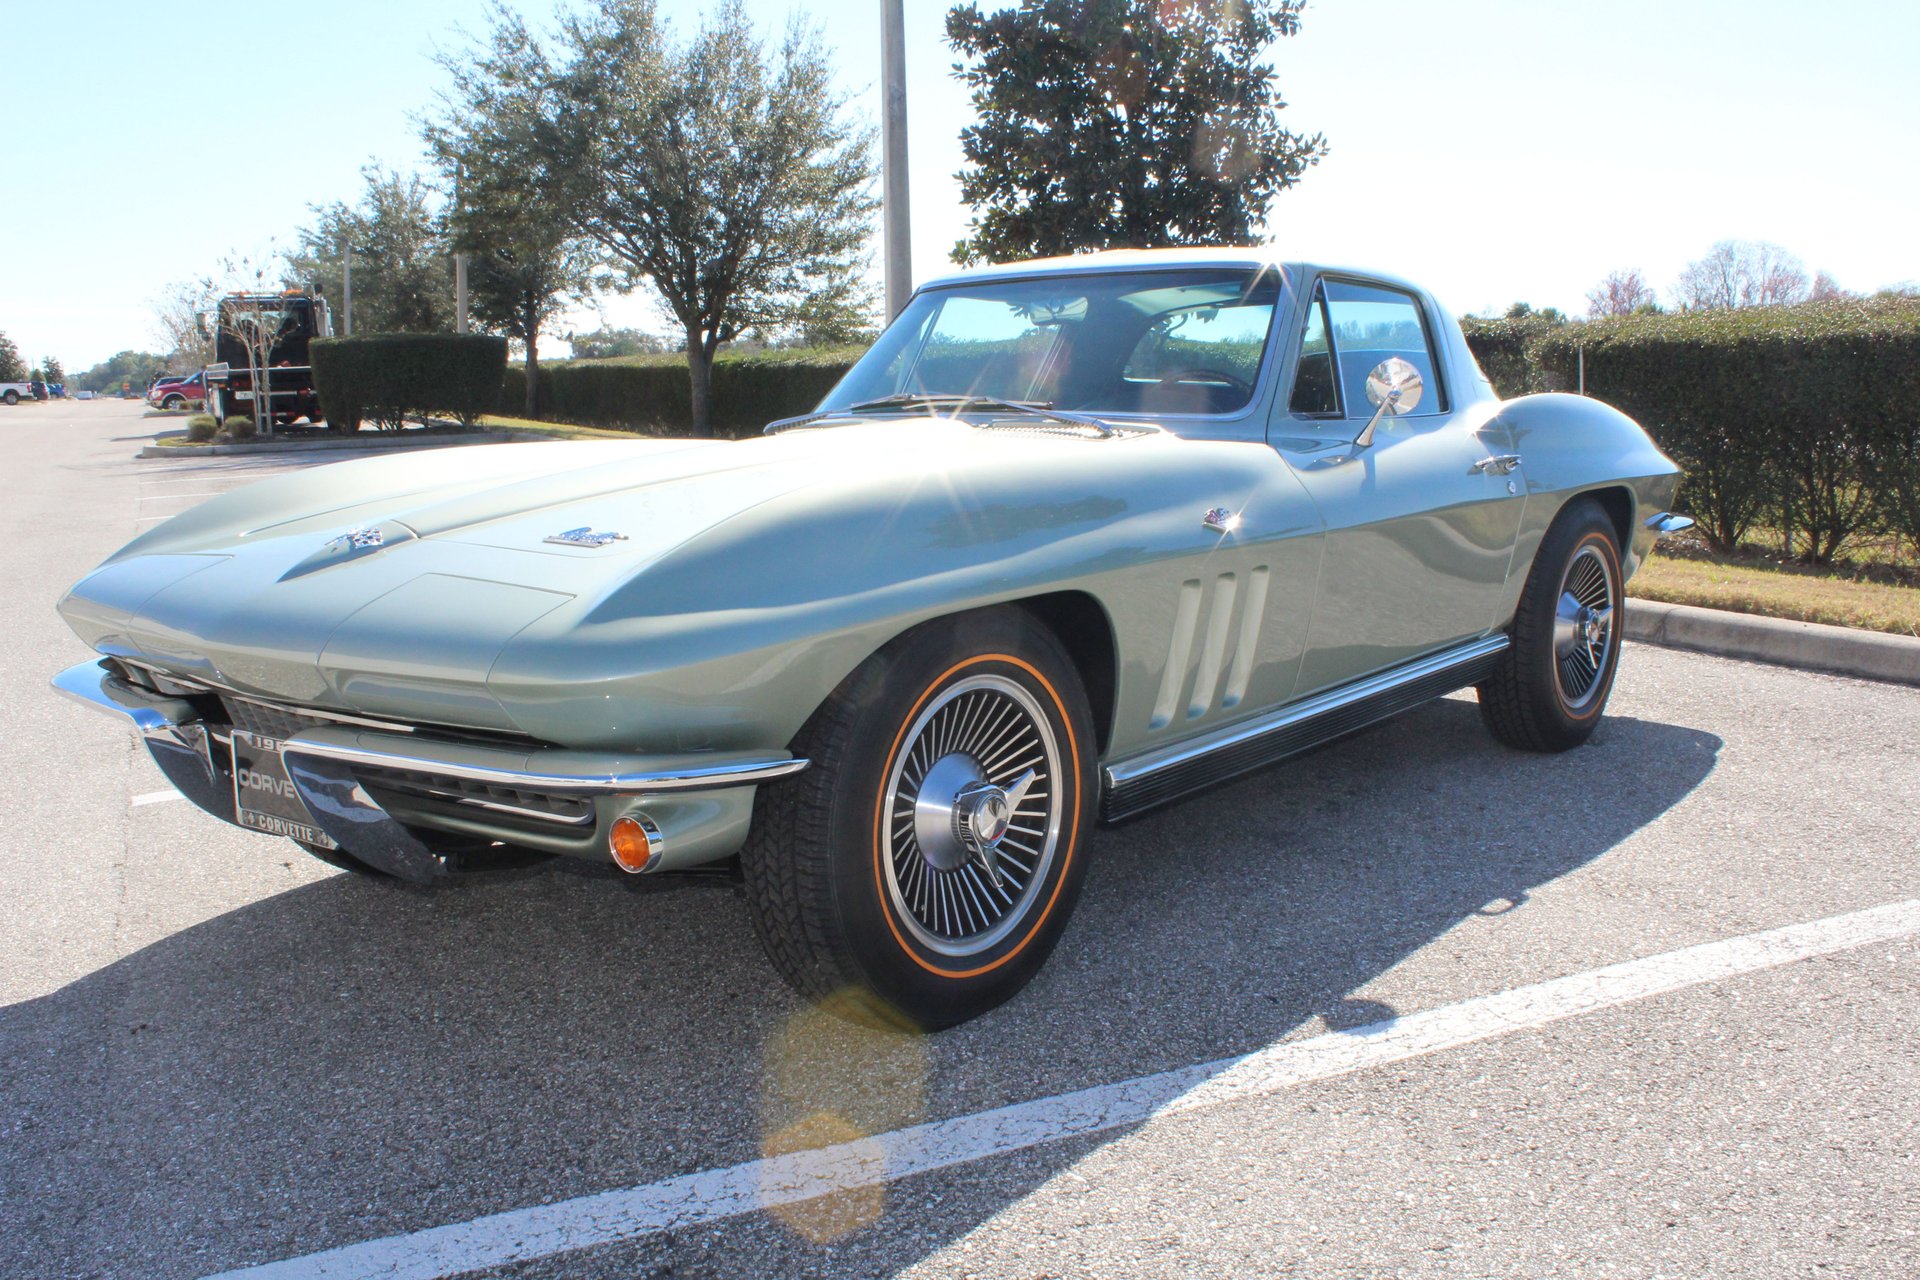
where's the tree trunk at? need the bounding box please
[686,329,715,438]
[252,343,270,437]
[524,329,540,419]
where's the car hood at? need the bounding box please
[59,423,1196,730]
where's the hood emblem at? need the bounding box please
[1202,507,1241,534]
[327,525,385,552]
[545,527,629,548]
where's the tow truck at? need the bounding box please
[205,290,332,427]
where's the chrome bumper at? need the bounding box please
[52,659,807,881]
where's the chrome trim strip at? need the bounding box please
[1102,634,1511,820]
[366,783,595,829]
[53,660,191,735]
[222,691,419,735]
[280,736,811,795]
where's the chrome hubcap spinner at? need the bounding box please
[1551,543,1619,710]
[883,674,1063,957]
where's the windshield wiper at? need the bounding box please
[864,393,1118,436]
[764,392,1117,437]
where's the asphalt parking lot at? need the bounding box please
[3,398,1916,1279]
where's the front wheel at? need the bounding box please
[1478,498,1624,752]
[162,394,184,410]
[742,608,1098,1031]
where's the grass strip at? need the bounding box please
[1630,551,1920,638]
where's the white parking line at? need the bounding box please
[202,898,1920,1280]
[137,491,224,501]
[131,789,185,807]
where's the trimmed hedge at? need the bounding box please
[501,346,864,439]
[312,334,508,431]
[1525,299,1920,560]
[1459,315,1564,400]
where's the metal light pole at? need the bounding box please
[453,161,470,334]
[455,253,469,334]
[881,0,911,320]
[342,240,354,336]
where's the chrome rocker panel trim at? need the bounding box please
[1100,634,1512,823]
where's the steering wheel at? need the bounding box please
[1154,366,1253,398]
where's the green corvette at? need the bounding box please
[54,249,1688,1028]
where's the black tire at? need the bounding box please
[742,607,1098,1031]
[162,394,184,410]
[3,390,18,405]
[1478,498,1625,752]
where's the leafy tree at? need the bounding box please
[468,0,878,437]
[426,22,602,417]
[36,356,65,385]
[945,0,1326,265]
[72,350,170,394]
[1673,240,1809,310]
[285,165,455,334]
[0,330,26,382]
[1502,302,1567,324]
[564,327,681,359]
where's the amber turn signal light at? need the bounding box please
[609,814,664,874]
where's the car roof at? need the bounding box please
[914,247,1429,299]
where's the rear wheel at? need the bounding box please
[3,390,18,405]
[1478,498,1624,752]
[742,608,1097,1031]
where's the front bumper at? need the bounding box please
[53,659,807,882]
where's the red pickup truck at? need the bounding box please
[147,371,207,410]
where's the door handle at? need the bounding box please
[1473,454,1522,475]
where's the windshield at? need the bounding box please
[216,298,315,366]
[819,267,1281,417]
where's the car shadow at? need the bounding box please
[0,698,1721,1279]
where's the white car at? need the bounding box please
[1,381,38,405]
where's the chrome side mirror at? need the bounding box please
[1354,357,1424,449]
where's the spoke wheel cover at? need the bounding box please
[1552,542,1619,712]
[880,673,1064,958]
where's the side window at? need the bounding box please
[1322,280,1445,417]
[1288,286,1340,416]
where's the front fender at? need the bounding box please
[486,433,1321,757]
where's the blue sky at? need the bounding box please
[3,0,1916,370]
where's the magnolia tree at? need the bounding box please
[945,0,1327,264]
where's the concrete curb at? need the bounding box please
[137,429,536,459]
[1626,597,1920,688]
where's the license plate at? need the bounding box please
[231,728,338,849]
